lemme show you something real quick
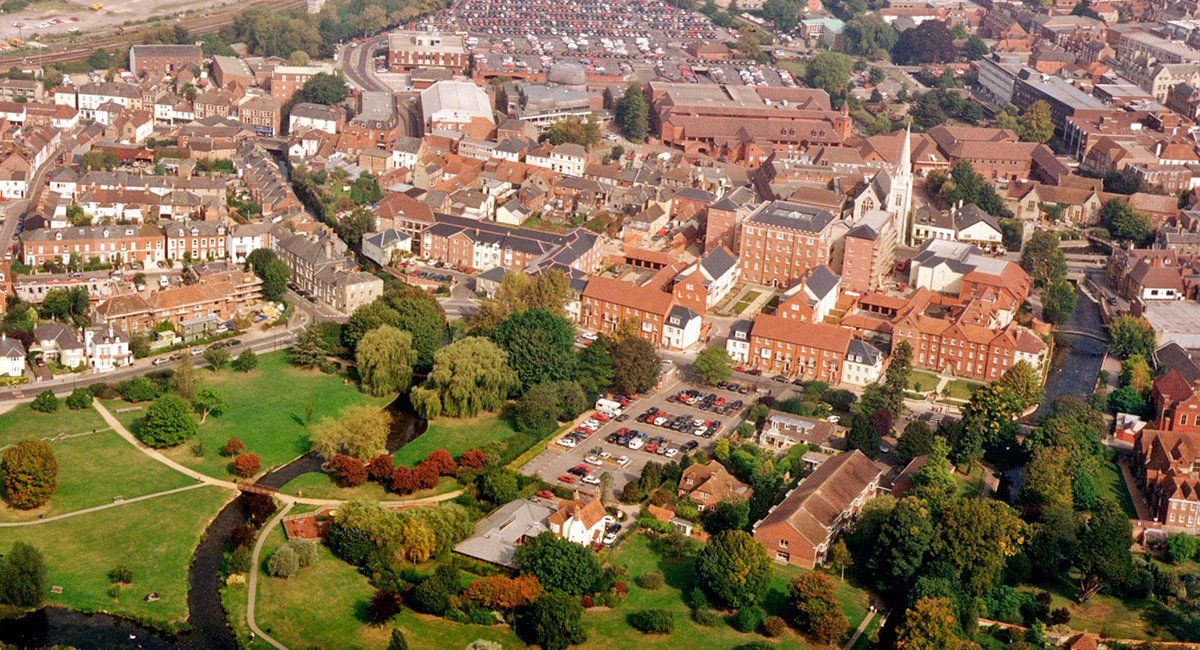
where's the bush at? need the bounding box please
[629,608,674,634]
[410,565,461,615]
[367,454,394,482]
[232,349,258,372]
[119,376,161,402]
[328,454,368,487]
[108,565,133,584]
[763,615,787,638]
[459,449,488,469]
[635,571,665,590]
[233,453,261,478]
[731,606,766,633]
[476,468,518,504]
[30,391,58,413]
[367,588,404,623]
[267,545,298,578]
[138,394,198,447]
[65,387,92,410]
[1166,533,1199,564]
[426,449,457,476]
[228,546,252,574]
[1,440,57,509]
[684,588,710,611]
[222,437,246,457]
[288,539,318,567]
[694,608,721,626]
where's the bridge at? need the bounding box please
[1055,328,1107,343]
[237,481,279,496]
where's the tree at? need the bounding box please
[477,468,519,504]
[120,376,160,402]
[0,542,47,607]
[327,454,368,487]
[30,391,58,413]
[1076,498,1132,602]
[291,325,327,368]
[345,289,446,369]
[701,499,750,535]
[909,438,958,510]
[883,341,913,413]
[1018,100,1054,143]
[517,592,587,650]
[542,117,600,147]
[788,572,849,644]
[1108,316,1156,360]
[693,347,733,385]
[410,337,518,419]
[493,308,577,390]
[931,498,1025,597]
[575,335,615,397]
[896,597,973,650]
[310,405,390,460]
[513,532,603,595]
[842,14,898,57]
[1020,231,1067,287]
[356,325,417,397]
[869,496,933,592]
[387,629,409,650]
[514,384,561,436]
[1107,385,1148,415]
[193,387,228,424]
[138,394,198,447]
[963,35,989,60]
[232,349,259,372]
[1041,277,1078,325]
[614,83,649,142]
[895,420,935,466]
[1101,199,1152,244]
[762,0,803,32]
[957,384,1020,469]
[1165,533,1199,564]
[267,545,299,578]
[892,20,958,64]
[931,161,1011,217]
[846,410,881,458]
[463,574,543,611]
[65,387,92,410]
[828,537,852,580]
[233,453,261,478]
[169,356,198,401]
[805,51,854,98]
[294,72,349,105]
[203,347,230,371]
[1120,354,1153,394]
[1019,445,1073,512]
[998,361,1043,410]
[471,270,572,334]
[696,530,771,609]
[40,286,89,326]
[611,334,660,394]
[1,441,57,509]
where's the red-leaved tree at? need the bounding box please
[413,459,440,489]
[390,466,416,495]
[223,437,246,457]
[426,449,457,476]
[233,453,261,478]
[327,454,367,487]
[462,575,543,611]
[459,449,487,470]
[366,454,394,482]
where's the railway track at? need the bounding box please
[0,0,307,66]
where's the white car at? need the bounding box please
[603,530,619,545]
[583,475,601,485]
[693,427,707,437]
[151,357,170,366]
[585,455,603,466]
[826,415,840,424]
[616,455,630,466]
[665,448,679,458]
[653,417,667,426]
[581,331,598,341]
[627,437,644,450]
[556,438,577,448]
[599,450,613,459]
[692,419,705,427]
[189,348,203,356]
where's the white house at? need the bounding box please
[30,322,85,369]
[546,496,613,545]
[841,339,885,387]
[779,264,840,323]
[289,102,342,135]
[227,222,273,265]
[362,229,412,267]
[85,325,133,372]
[953,204,1005,253]
[726,319,752,364]
[548,143,588,177]
[662,305,703,350]
[0,334,25,378]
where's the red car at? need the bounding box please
[558,475,576,484]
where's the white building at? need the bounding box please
[546,496,614,545]
[548,143,588,177]
[85,325,133,372]
[662,305,703,350]
[841,339,885,386]
[419,81,494,133]
[362,229,412,267]
[0,334,25,378]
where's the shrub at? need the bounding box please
[731,606,766,633]
[367,454,394,482]
[635,571,665,590]
[390,466,416,494]
[476,468,518,504]
[328,454,368,487]
[233,453,261,478]
[367,588,404,623]
[30,391,58,413]
[288,539,318,567]
[462,574,543,611]
[65,387,92,410]
[426,449,457,476]
[267,545,298,578]
[108,565,133,584]
[1,440,57,509]
[138,394,198,447]
[1048,607,1071,625]
[1166,533,1199,564]
[91,382,119,400]
[230,524,257,550]
[763,615,787,638]
[694,608,721,626]
[685,588,710,611]
[387,629,409,650]
[228,546,252,574]
[232,349,258,372]
[733,643,774,650]
[628,608,674,634]
[119,376,160,402]
[410,565,461,615]
[459,449,488,469]
[414,459,440,489]
[222,437,246,457]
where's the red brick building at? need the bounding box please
[745,316,852,383]
[581,275,674,346]
[1133,428,1200,532]
[387,31,469,73]
[928,125,1047,181]
[736,200,836,288]
[1151,370,1200,433]
[129,44,202,79]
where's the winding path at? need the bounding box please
[246,502,294,650]
[0,483,209,527]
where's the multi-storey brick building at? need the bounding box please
[388,30,469,72]
[581,275,675,346]
[270,65,336,102]
[94,271,261,334]
[1151,370,1200,433]
[163,221,229,263]
[129,44,202,79]
[840,209,896,294]
[20,225,164,267]
[1133,428,1200,533]
[419,213,602,273]
[737,200,835,288]
[743,316,854,383]
[238,95,282,136]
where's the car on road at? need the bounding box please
[189,348,203,356]
[681,440,699,452]
[584,455,603,466]
[603,523,622,545]
[152,356,170,366]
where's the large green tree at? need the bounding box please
[294,72,349,105]
[356,325,417,397]
[956,384,1021,468]
[513,532,603,596]
[410,337,518,419]
[310,405,391,460]
[138,394,198,448]
[693,347,733,385]
[1108,316,1156,360]
[516,591,587,650]
[931,498,1025,597]
[1,440,57,509]
[805,51,854,99]
[696,530,772,609]
[1041,277,1078,325]
[788,571,849,644]
[493,308,577,391]
[1101,200,1151,244]
[471,270,571,334]
[1020,230,1067,287]
[1018,100,1054,143]
[611,334,660,394]
[0,542,47,607]
[574,335,615,398]
[998,361,1043,410]
[344,288,447,369]
[869,496,934,592]
[614,83,649,142]
[1076,497,1133,602]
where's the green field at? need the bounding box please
[906,370,941,394]
[0,403,108,443]
[731,290,763,315]
[393,413,520,467]
[0,485,232,627]
[103,351,391,479]
[277,473,458,501]
[943,379,983,401]
[1095,449,1137,519]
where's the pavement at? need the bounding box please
[339,36,390,93]
[246,501,293,650]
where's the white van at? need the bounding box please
[594,398,622,417]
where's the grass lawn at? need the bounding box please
[0,429,194,522]
[0,403,108,445]
[582,534,870,649]
[944,379,983,401]
[246,525,521,649]
[393,413,520,467]
[105,351,391,479]
[1095,449,1137,519]
[0,485,232,628]
[276,473,458,501]
[731,290,762,315]
[907,370,941,394]
[1018,579,1188,642]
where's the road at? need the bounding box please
[339,36,390,93]
[0,138,67,260]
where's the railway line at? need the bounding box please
[0,0,307,66]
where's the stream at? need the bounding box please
[0,395,425,648]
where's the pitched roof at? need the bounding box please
[755,450,882,545]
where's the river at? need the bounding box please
[1032,290,1107,421]
[0,395,425,648]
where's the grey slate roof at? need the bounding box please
[748,200,835,233]
[699,245,738,280]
